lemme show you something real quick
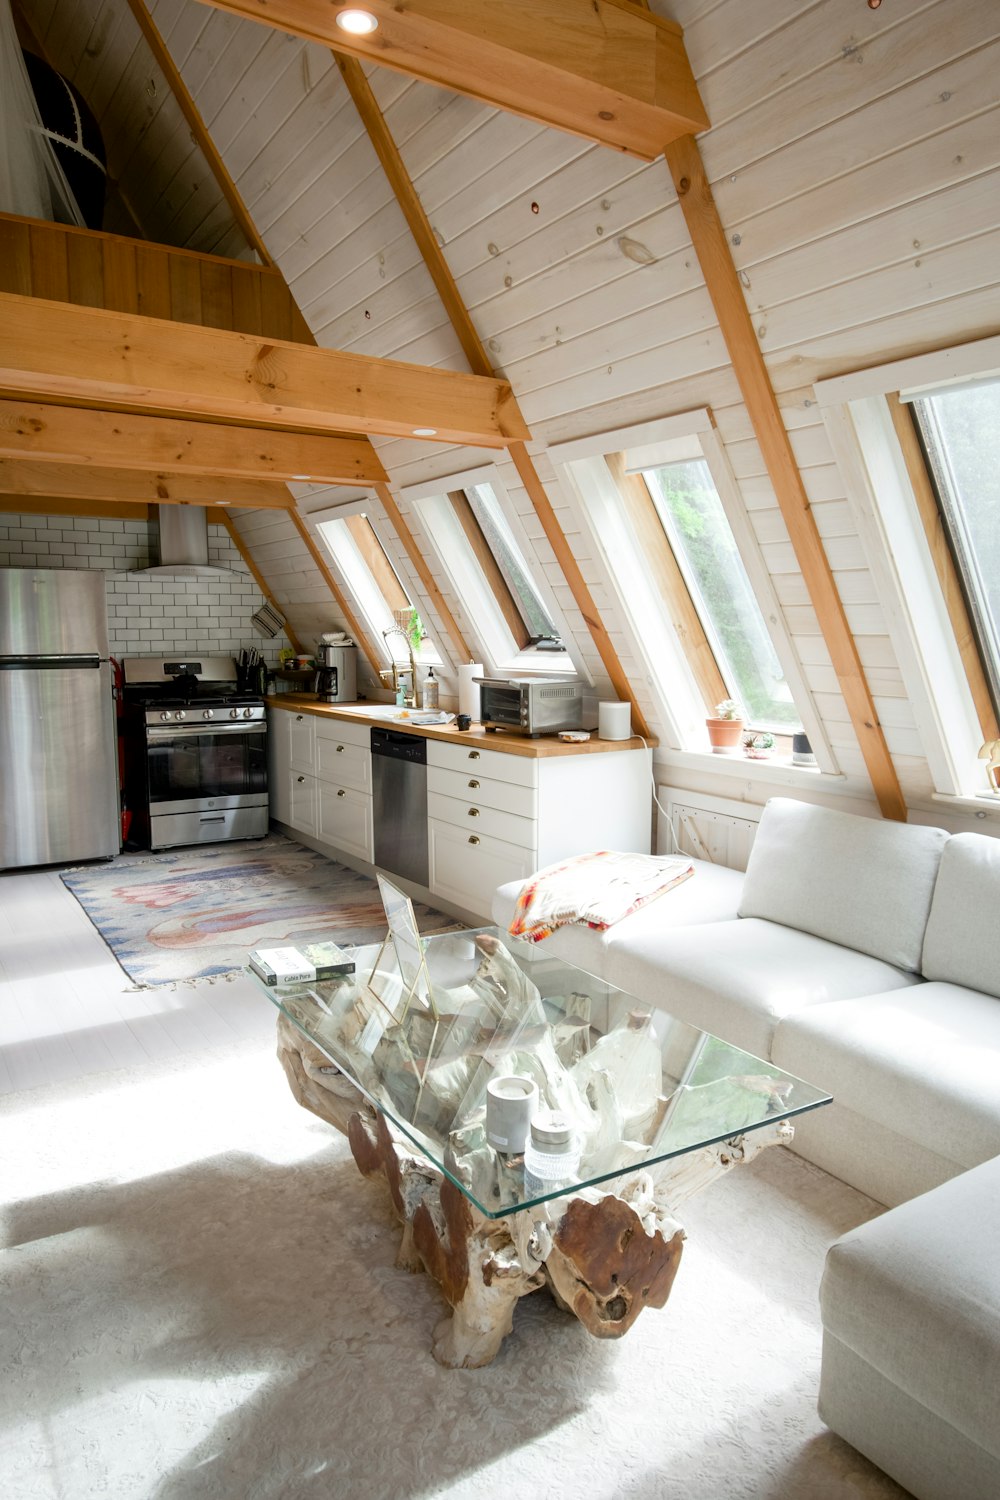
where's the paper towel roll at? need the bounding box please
[458,663,483,722]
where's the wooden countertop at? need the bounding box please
[266,693,653,758]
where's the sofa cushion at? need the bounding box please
[491,857,744,981]
[821,1154,1000,1463]
[922,832,1000,998]
[738,797,948,971]
[772,982,1000,1169]
[602,916,920,1060]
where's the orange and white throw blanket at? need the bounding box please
[508,850,694,944]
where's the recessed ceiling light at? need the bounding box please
[336,9,379,35]
[291,474,312,481]
[412,427,438,437]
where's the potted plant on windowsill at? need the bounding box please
[706,698,744,754]
[743,731,775,760]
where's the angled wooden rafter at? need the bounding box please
[198,0,708,159]
[0,457,294,509]
[0,399,386,486]
[125,0,273,266]
[0,293,528,450]
[663,134,906,821]
[336,59,651,736]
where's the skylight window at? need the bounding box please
[317,513,440,664]
[464,483,563,650]
[909,380,1000,717]
[643,460,800,730]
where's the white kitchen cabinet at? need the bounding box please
[269,706,652,923]
[426,740,650,919]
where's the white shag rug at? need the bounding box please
[0,1042,912,1500]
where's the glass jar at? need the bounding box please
[523,1109,581,1198]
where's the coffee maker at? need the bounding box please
[315,639,357,703]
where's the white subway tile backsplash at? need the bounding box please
[1,513,289,665]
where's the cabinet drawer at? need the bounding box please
[429,819,535,919]
[427,789,536,850]
[318,782,373,863]
[427,739,536,788]
[316,716,371,750]
[289,770,317,835]
[427,764,536,819]
[316,735,371,794]
[287,712,316,772]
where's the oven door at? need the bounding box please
[144,720,268,814]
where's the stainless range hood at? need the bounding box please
[135,506,236,578]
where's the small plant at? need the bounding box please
[743,731,775,759]
[395,607,424,654]
[713,699,743,721]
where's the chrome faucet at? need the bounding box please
[381,626,418,707]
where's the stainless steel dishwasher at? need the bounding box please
[371,727,429,886]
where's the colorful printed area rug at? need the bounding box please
[60,835,458,987]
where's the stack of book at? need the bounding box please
[248,941,355,986]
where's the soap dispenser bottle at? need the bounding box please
[420,667,439,711]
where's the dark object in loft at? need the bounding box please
[22,49,107,229]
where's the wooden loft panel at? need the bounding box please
[0,216,312,342]
[0,400,386,486]
[198,0,708,159]
[0,293,529,449]
[0,458,293,510]
[0,495,151,521]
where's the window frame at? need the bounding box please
[400,464,585,678]
[549,410,834,770]
[815,336,1000,803]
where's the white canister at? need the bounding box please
[598,700,632,740]
[486,1074,538,1153]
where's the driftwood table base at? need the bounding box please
[277,1014,793,1368]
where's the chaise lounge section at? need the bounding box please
[492,796,1000,1500]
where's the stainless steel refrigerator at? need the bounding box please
[0,568,120,868]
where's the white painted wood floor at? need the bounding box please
[0,860,278,1097]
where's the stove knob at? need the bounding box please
[203,709,214,720]
[230,708,239,720]
[160,711,173,721]
[176,710,186,721]
[243,706,253,719]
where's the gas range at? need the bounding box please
[121,655,269,850]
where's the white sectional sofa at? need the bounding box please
[492,796,1000,1500]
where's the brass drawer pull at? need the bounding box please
[296,776,305,783]
[296,714,304,721]
[337,789,346,798]
[468,835,480,846]
[469,750,480,760]
[468,778,480,788]
[336,744,344,752]
[468,807,479,817]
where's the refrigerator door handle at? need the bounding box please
[0,653,103,670]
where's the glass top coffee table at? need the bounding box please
[253,924,830,1368]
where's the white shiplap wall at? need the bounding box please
[26,0,1000,818]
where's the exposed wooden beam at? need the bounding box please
[0,457,295,509]
[0,493,150,520]
[284,507,384,675]
[887,393,1000,743]
[0,292,528,449]
[336,56,650,731]
[0,400,388,486]
[219,510,304,653]
[664,133,906,821]
[200,0,707,159]
[125,0,272,266]
[335,56,487,375]
[372,481,474,664]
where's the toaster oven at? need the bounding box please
[477,677,583,737]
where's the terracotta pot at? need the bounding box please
[705,716,744,754]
